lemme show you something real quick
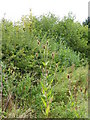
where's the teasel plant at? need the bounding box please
[67,73,78,112]
[37,40,54,117]
[36,40,60,117]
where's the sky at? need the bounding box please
[0,0,89,23]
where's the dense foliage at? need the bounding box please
[1,12,88,118]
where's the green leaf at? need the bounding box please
[47,90,52,97]
[40,81,47,91]
[42,62,46,67]
[46,105,50,117]
[40,81,44,88]
[41,97,47,108]
[42,61,49,67]
[45,61,49,65]
[50,79,53,85]
[71,102,74,107]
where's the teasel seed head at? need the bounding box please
[46,41,48,45]
[36,53,38,58]
[37,40,40,45]
[80,87,82,92]
[43,45,46,49]
[56,63,58,68]
[52,52,55,59]
[67,74,70,79]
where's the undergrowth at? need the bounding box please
[1,12,88,118]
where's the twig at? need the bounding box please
[3,94,12,112]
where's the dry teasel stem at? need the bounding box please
[71,80,72,84]
[42,68,44,73]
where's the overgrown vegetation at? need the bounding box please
[1,12,88,118]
